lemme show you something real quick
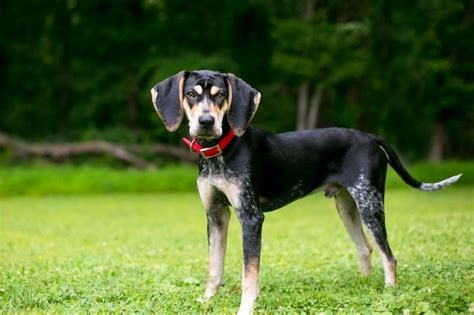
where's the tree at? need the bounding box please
[272,0,369,130]
[0,0,471,160]
[364,0,474,160]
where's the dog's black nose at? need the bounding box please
[198,115,215,127]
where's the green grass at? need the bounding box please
[0,160,472,196]
[0,165,197,196]
[1,188,472,313]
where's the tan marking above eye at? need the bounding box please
[210,86,220,95]
[193,85,203,95]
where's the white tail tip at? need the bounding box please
[420,173,463,191]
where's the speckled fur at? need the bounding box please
[199,157,254,213]
[347,174,384,223]
[348,173,387,244]
[347,172,397,284]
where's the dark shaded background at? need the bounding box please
[1,0,472,161]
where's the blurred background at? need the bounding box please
[0,0,473,194]
[2,3,473,312]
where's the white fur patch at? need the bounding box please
[198,175,242,210]
[150,87,158,103]
[194,85,203,95]
[253,92,261,106]
[210,86,220,95]
[420,174,462,191]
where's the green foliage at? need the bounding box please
[0,0,472,159]
[272,18,368,85]
[1,188,472,313]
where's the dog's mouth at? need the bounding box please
[192,127,222,140]
[194,133,220,140]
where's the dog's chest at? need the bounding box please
[197,157,246,209]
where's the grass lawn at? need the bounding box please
[0,160,472,196]
[1,188,472,313]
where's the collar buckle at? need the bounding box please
[199,145,222,159]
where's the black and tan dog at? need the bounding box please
[151,70,461,314]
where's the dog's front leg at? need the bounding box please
[202,206,231,301]
[197,178,231,302]
[235,202,264,315]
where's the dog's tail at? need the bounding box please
[374,137,462,191]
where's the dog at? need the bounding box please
[150,70,462,314]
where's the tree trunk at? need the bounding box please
[296,0,317,130]
[56,0,72,135]
[297,83,322,130]
[297,81,309,130]
[303,0,315,20]
[0,132,198,168]
[428,122,447,162]
[307,84,322,129]
[127,69,139,130]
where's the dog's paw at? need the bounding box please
[196,296,211,303]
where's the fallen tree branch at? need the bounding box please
[0,132,196,168]
[130,144,197,163]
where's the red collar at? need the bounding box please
[182,130,236,159]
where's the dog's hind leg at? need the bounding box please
[334,189,373,276]
[347,174,397,285]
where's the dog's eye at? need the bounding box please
[186,91,197,99]
[214,92,225,101]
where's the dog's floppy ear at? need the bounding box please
[150,71,187,132]
[226,73,261,137]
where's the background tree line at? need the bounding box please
[0,0,472,161]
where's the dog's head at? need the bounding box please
[151,70,261,138]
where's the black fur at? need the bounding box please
[226,74,260,137]
[151,71,187,131]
